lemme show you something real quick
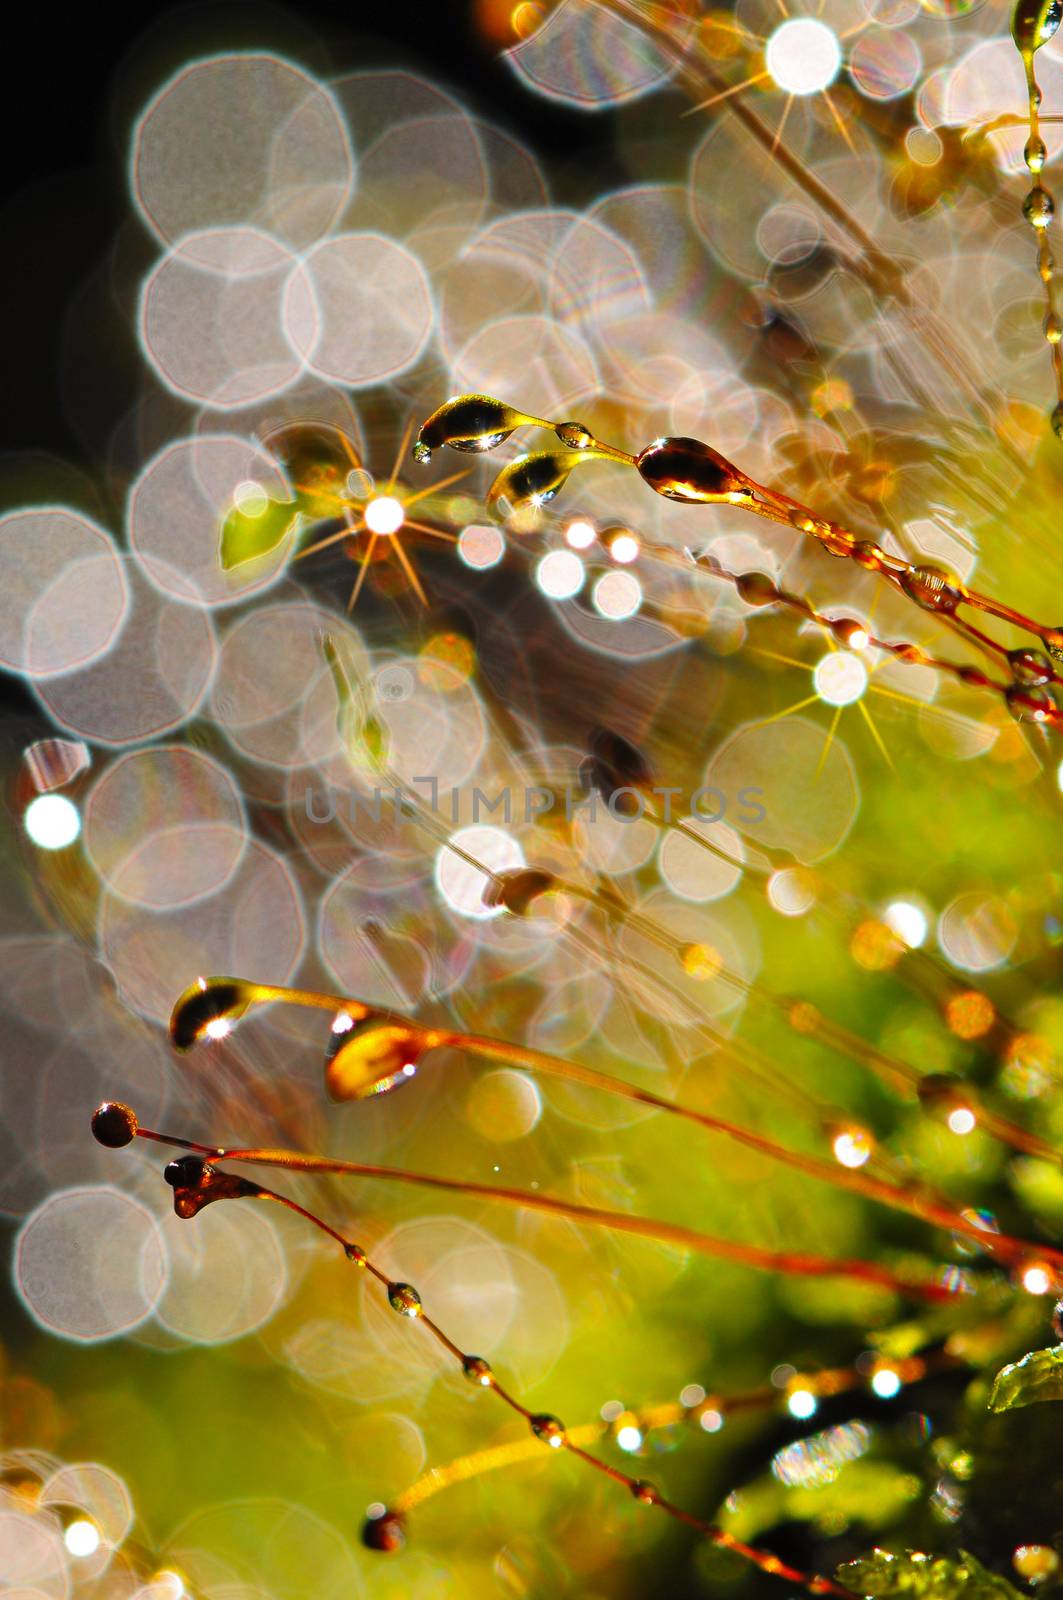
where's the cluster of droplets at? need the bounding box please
[1014,0,1063,439]
[414,394,1063,727]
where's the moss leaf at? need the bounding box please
[836,1548,1024,1598]
[219,498,297,570]
[988,1344,1063,1413]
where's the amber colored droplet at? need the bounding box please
[735,570,778,606]
[361,1507,406,1553]
[414,394,535,463]
[1026,134,1048,173]
[344,1243,367,1267]
[635,437,752,505]
[169,978,250,1051]
[830,617,866,647]
[462,1355,495,1387]
[91,1102,138,1148]
[1045,312,1063,345]
[1008,647,1054,685]
[555,421,592,448]
[1051,403,1063,441]
[900,564,965,613]
[1013,1544,1060,1583]
[945,990,996,1041]
[482,867,557,915]
[1023,186,1055,229]
[164,1154,209,1189]
[1006,682,1057,722]
[789,510,816,534]
[852,541,884,571]
[630,1480,659,1504]
[529,1413,567,1447]
[1012,0,1063,53]
[388,1282,423,1317]
[325,1017,427,1101]
[819,526,855,558]
[485,451,586,521]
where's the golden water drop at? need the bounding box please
[899,564,965,613]
[1013,1544,1060,1583]
[555,421,593,448]
[169,978,253,1050]
[485,451,589,521]
[325,1017,431,1100]
[1005,682,1057,722]
[635,437,753,505]
[1045,311,1063,344]
[1026,134,1048,173]
[462,1355,495,1386]
[388,1282,423,1317]
[529,1413,567,1447]
[630,1480,659,1504]
[1008,647,1053,685]
[1023,187,1055,229]
[1051,402,1063,439]
[1013,0,1063,53]
[414,395,543,463]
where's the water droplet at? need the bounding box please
[485,452,588,521]
[1013,0,1062,53]
[362,1507,406,1553]
[1008,647,1054,685]
[345,1243,367,1267]
[555,421,592,448]
[735,570,778,606]
[1026,134,1048,173]
[529,1413,567,1447]
[1052,1299,1063,1339]
[325,1017,429,1100]
[415,395,544,461]
[630,1479,659,1504]
[635,437,752,504]
[169,978,252,1051]
[900,564,965,613]
[1023,187,1055,229]
[91,1102,138,1148]
[388,1282,423,1317]
[1051,402,1063,440]
[1046,312,1063,345]
[164,1154,210,1189]
[462,1355,495,1386]
[1006,682,1057,722]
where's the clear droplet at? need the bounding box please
[387,1282,423,1317]
[345,1242,367,1267]
[1023,187,1055,229]
[1008,647,1053,685]
[1026,134,1048,173]
[1045,311,1063,345]
[555,421,592,448]
[529,1413,567,1447]
[1006,682,1057,722]
[900,564,964,613]
[462,1355,495,1386]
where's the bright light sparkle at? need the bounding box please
[24,794,81,850]
[204,1018,231,1041]
[885,899,928,948]
[871,1368,902,1399]
[232,479,268,517]
[566,518,596,549]
[766,19,842,95]
[332,1012,355,1034]
[833,1129,872,1169]
[1023,1265,1052,1295]
[609,533,639,564]
[616,1424,643,1452]
[65,1520,101,1558]
[813,651,868,706]
[536,549,585,599]
[787,1388,818,1420]
[947,1107,977,1135]
[364,495,404,536]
